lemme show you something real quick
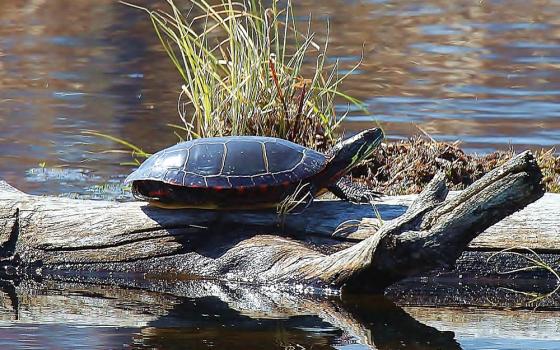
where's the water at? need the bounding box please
[1,280,559,350]
[1,1,559,348]
[1,0,560,195]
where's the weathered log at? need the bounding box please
[0,151,545,292]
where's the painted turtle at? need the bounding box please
[124,128,383,209]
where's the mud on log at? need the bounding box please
[0,151,546,292]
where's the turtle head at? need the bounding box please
[320,128,384,183]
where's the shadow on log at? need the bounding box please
[0,151,545,292]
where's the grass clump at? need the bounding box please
[124,0,363,151]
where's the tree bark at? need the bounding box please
[0,151,546,292]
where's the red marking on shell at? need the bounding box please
[149,189,168,197]
[237,186,246,194]
[282,181,291,188]
[258,185,268,193]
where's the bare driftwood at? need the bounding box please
[0,151,545,292]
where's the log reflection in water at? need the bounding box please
[0,279,460,349]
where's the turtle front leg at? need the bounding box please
[327,177,382,203]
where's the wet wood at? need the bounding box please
[0,151,547,292]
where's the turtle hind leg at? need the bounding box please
[328,176,382,203]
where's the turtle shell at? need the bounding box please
[124,136,327,208]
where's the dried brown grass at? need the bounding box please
[351,136,560,195]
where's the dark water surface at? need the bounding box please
[1,1,560,349]
[1,279,560,350]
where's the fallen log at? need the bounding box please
[0,151,546,292]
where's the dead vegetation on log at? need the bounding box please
[352,135,560,196]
